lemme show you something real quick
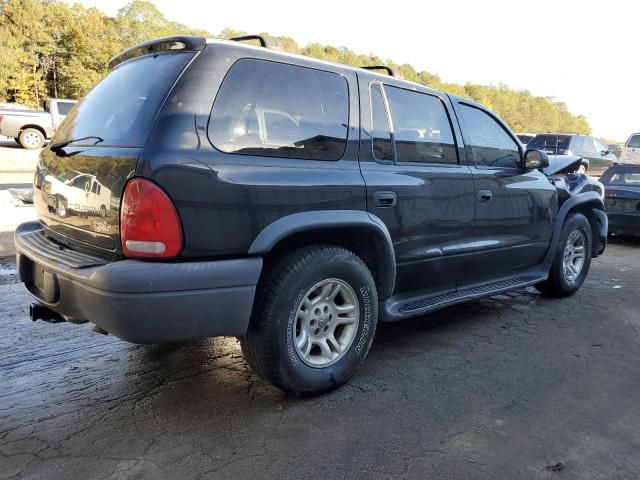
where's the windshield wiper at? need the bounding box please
[50,136,104,153]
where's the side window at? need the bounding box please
[385,86,458,164]
[91,181,98,194]
[209,59,349,161]
[370,83,392,161]
[458,105,521,169]
[628,135,640,148]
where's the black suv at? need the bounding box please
[16,36,608,394]
[527,133,618,176]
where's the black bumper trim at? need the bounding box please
[15,222,263,343]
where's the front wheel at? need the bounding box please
[536,212,593,297]
[241,245,378,395]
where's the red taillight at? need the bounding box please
[120,178,182,259]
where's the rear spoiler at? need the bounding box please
[109,36,206,70]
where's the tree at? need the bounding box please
[0,0,592,135]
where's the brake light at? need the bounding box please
[120,178,182,258]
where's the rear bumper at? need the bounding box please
[607,212,640,236]
[15,222,262,343]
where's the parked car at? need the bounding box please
[516,133,536,149]
[15,35,607,394]
[0,98,77,149]
[527,133,618,176]
[620,133,640,164]
[600,165,640,236]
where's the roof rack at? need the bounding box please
[229,34,281,50]
[361,65,403,79]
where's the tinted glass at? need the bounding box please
[53,52,193,148]
[370,83,392,161]
[57,101,75,116]
[209,59,349,161]
[528,134,572,153]
[383,86,456,164]
[628,135,640,148]
[459,105,521,168]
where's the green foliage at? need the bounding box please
[0,0,591,134]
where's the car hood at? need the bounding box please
[542,155,584,176]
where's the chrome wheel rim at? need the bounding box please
[23,132,41,148]
[563,230,586,282]
[293,278,360,368]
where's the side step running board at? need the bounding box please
[383,275,546,322]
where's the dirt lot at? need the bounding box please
[1,238,639,479]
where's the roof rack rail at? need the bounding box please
[229,34,281,50]
[361,65,403,79]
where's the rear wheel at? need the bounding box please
[18,128,45,149]
[99,205,107,217]
[241,245,378,395]
[536,213,592,297]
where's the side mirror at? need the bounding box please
[524,149,549,170]
[601,150,610,156]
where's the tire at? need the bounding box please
[56,196,68,218]
[99,205,107,217]
[535,212,592,298]
[18,128,45,150]
[241,245,378,395]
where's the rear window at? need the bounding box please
[208,59,349,161]
[528,134,572,152]
[517,134,534,144]
[53,52,193,148]
[57,101,75,116]
[603,171,640,186]
[627,135,640,148]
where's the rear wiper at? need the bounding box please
[50,136,104,153]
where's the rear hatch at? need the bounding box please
[34,39,200,258]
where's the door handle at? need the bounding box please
[477,189,493,203]
[373,191,397,208]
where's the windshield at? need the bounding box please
[53,52,193,148]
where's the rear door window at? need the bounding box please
[57,101,75,116]
[209,59,349,161]
[458,104,521,169]
[370,83,393,161]
[53,52,194,148]
[384,86,458,164]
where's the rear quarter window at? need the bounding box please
[208,59,349,161]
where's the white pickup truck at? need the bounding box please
[0,98,77,149]
[42,171,112,219]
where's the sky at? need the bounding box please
[79,0,638,141]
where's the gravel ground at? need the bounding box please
[1,238,639,479]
